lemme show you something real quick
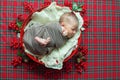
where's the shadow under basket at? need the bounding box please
[20,6,82,65]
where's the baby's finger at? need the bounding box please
[47,37,51,41]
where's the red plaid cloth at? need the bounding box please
[0,0,120,79]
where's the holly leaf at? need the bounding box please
[78,3,84,8]
[16,21,22,28]
[72,2,78,11]
[17,50,22,57]
[77,8,82,11]
[72,2,83,11]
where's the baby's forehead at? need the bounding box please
[70,20,79,27]
[67,16,79,24]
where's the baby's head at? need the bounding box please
[59,12,79,38]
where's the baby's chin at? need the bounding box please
[67,35,74,38]
[64,34,74,38]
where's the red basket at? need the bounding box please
[20,6,82,65]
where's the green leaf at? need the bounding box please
[72,2,78,11]
[72,2,83,11]
[78,3,84,8]
[16,21,22,28]
[17,50,22,57]
[77,8,82,11]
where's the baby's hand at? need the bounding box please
[61,27,68,37]
[62,31,68,36]
[35,36,50,46]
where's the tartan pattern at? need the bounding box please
[0,0,120,80]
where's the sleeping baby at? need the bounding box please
[23,12,79,59]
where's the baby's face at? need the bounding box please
[61,22,78,38]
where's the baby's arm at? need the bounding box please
[35,36,50,46]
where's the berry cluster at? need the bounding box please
[75,61,87,73]
[80,5,87,16]
[43,69,61,79]
[18,15,25,22]
[11,56,22,67]
[74,46,88,73]
[64,2,72,9]
[24,2,34,13]
[78,46,88,56]
[8,22,19,32]
[23,60,40,70]
[63,62,73,73]
[44,1,51,6]
[8,16,23,33]
[83,16,89,28]
[80,5,89,30]
[10,40,22,49]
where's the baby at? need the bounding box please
[23,12,79,58]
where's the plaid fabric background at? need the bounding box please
[0,0,120,80]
